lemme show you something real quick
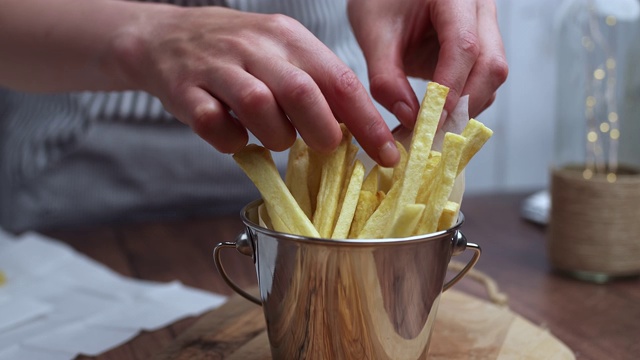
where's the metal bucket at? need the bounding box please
[214,200,481,359]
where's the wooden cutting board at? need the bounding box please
[155,288,574,359]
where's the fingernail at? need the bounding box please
[392,102,415,128]
[378,141,400,167]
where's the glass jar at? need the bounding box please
[554,0,640,176]
[549,0,640,282]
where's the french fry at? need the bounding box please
[265,201,293,234]
[416,150,442,205]
[235,81,493,241]
[391,140,408,185]
[361,166,379,193]
[258,203,272,229]
[458,119,494,175]
[307,147,324,216]
[378,166,394,193]
[285,138,313,219]
[332,160,365,239]
[347,190,379,238]
[233,144,319,238]
[437,201,460,231]
[358,181,401,239]
[313,125,351,238]
[394,82,449,222]
[337,142,361,215]
[346,142,360,170]
[385,204,425,238]
[415,132,465,235]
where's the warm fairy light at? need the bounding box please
[594,68,606,80]
[582,36,594,49]
[577,6,623,179]
[610,129,620,140]
[607,173,617,183]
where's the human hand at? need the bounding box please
[347,0,508,128]
[113,5,399,166]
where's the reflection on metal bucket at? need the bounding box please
[215,200,481,360]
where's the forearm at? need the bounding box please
[0,0,173,93]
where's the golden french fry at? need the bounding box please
[358,181,401,239]
[378,166,394,193]
[337,142,361,213]
[285,138,313,219]
[346,142,360,171]
[332,160,365,239]
[313,125,352,238]
[233,144,319,238]
[235,82,493,241]
[362,165,379,193]
[391,140,408,185]
[347,190,379,238]
[437,201,460,231]
[385,204,425,238]
[258,203,272,229]
[307,147,324,216]
[449,171,466,208]
[394,82,449,221]
[458,119,494,175]
[415,132,465,235]
[416,150,442,205]
[265,201,293,234]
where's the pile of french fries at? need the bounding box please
[233,82,493,239]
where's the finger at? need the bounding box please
[247,58,343,154]
[477,91,498,115]
[210,66,297,152]
[431,0,481,114]
[355,22,420,129]
[304,53,400,167]
[168,87,248,154]
[460,0,509,118]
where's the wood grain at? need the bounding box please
[154,287,574,359]
[46,193,640,360]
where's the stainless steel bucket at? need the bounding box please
[214,199,481,359]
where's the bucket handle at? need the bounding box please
[213,232,262,305]
[443,231,481,291]
[215,230,481,305]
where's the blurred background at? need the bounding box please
[464,0,560,194]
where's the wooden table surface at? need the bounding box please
[45,192,640,360]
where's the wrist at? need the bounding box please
[106,2,180,92]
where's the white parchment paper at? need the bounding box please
[0,229,226,359]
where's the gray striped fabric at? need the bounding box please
[0,0,405,232]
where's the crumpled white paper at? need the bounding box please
[0,229,227,359]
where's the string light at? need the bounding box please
[580,2,621,180]
[583,168,594,180]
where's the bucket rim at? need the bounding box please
[240,199,464,246]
